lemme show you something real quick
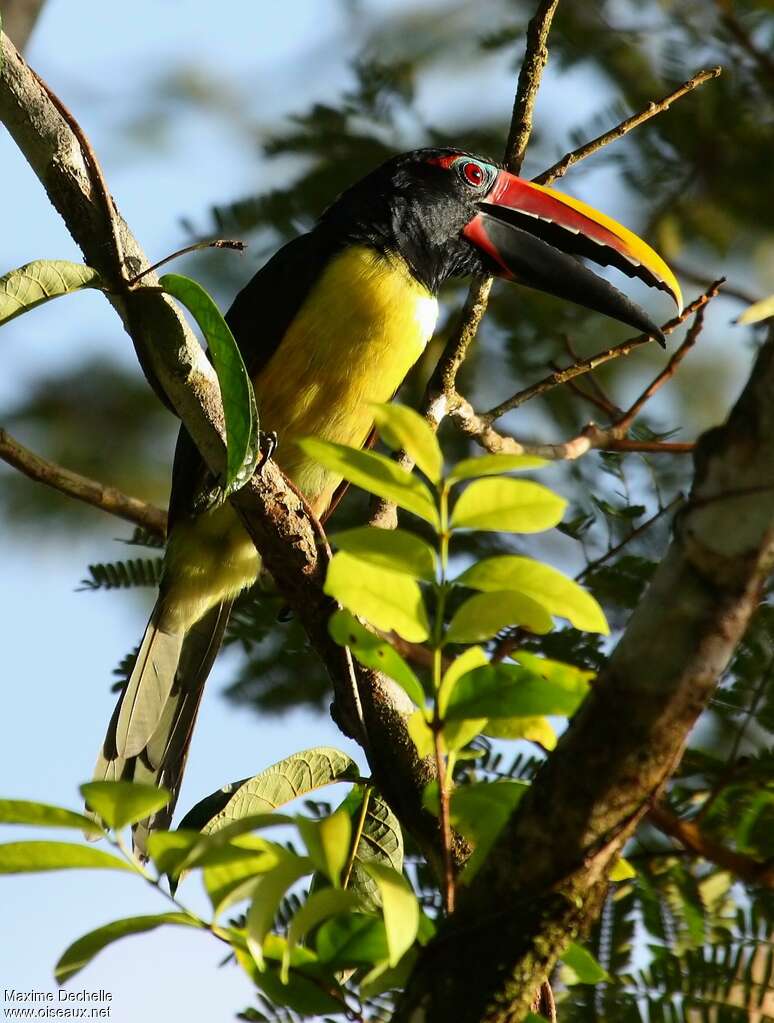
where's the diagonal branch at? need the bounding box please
[0,427,167,536]
[534,66,722,186]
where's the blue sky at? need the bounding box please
[0,2,754,1018]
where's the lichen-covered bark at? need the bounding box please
[394,331,774,1022]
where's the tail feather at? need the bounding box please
[115,607,184,759]
[94,599,233,854]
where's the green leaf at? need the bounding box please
[438,645,489,715]
[483,716,557,749]
[336,787,404,912]
[448,780,528,879]
[445,591,553,644]
[513,651,595,695]
[297,437,438,525]
[456,556,609,634]
[325,552,430,642]
[445,662,589,721]
[371,403,443,483]
[297,809,351,886]
[160,273,259,493]
[406,709,435,758]
[441,716,487,753]
[0,841,133,874]
[316,914,389,966]
[448,453,548,482]
[203,839,285,914]
[561,941,611,984]
[80,781,170,830]
[179,748,360,836]
[329,610,425,707]
[0,799,103,837]
[450,478,566,532]
[146,830,201,878]
[0,260,102,327]
[331,525,437,581]
[246,854,314,969]
[737,293,774,326]
[361,861,419,966]
[284,888,362,979]
[55,913,197,984]
[359,948,418,998]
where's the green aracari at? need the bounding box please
[94,148,682,849]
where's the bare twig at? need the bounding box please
[483,282,722,422]
[433,725,455,914]
[126,239,246,288]
[649,803,774,887]
[673,261,759,307]
[576,494,684,582]
[422,0,560,417]
[534,67,722,186]
[0,427,167,537]
[615,299,711,433]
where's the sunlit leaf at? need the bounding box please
[329,610,425,707]
[0,260,102,327]
[406,709,435,758]
[450,781,528,879]
[448,453,548,482]
[0,841,133,874]
[371,402,443,483]
[297,808,351,886]
[561,941,610,984]
[178,748,359,836]
[456,556,608,634]
[737,294,774,326]
[361,861,419,966]
[160,273,259,493]
[316,914,389,966]
[438,645,489,715]
[246,853,314,969]
[450,478,566,532]
[445,662,589,721]
[203,839,285,914]
[483,716,557,749]
[331,525,437,581]
[55,913,198,984]
[284,888,362,979]
[609,857,636,881]
[445,590,553,644]
[325,552,430,642]
[80,781,170,831]
[297,437,439,525]
[0,799,103,837]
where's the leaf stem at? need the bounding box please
[342,785,373,889]
[432,484,455,913]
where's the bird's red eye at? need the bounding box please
[462,161,486,187]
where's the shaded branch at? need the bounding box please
[0,427,168,537]
[649,803,774,888]
[534,66,722,186]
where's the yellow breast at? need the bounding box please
[254,244,438,514]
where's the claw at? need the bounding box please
[257,430,278,474]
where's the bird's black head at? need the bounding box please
[318,147,682,343]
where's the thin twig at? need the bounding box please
[422,0,560,415]
[126,239,246,288]
[615,299,711,432]
[534,66,722,186]
[576,494,684,581]
[673,261,758,307]
[433,724,455,914]
[483,282,722,421]
[0,427,167,536]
